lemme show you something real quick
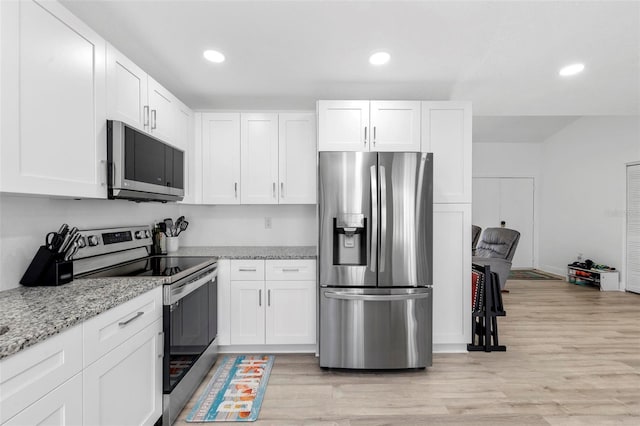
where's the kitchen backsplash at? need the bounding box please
[0,195,316,291]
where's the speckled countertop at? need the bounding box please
[175,246,316,259]
[0,246,316,360]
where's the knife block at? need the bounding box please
[20,245,74,287]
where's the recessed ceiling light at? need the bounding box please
[203,50,225,63]
[559,63,584,77]
[369,51,391,66]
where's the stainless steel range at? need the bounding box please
[74,226,218,426]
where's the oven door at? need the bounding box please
[163,268,217,393]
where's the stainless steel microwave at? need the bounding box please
[107,120,184,202]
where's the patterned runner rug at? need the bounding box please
[186,355,274,422]
[509,269,562,280]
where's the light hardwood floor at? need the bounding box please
[175,279,640,425]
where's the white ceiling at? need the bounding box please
[61,0,640,142]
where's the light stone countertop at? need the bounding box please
[0,246,317,360]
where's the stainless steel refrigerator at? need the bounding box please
[319,151,433,369]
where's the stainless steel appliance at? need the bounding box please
[107,120,185,202]
[319,152,433,369]
[74,226,217,426]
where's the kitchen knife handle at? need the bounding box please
[143,105,149,127]
[379,165,386,272]
[370,165,377,272]
[151,109,157,130]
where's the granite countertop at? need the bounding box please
[0,246,316,360]
[175,246,317,259]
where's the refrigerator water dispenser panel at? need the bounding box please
[333,214,367,266]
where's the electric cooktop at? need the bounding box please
[82,255,217,281]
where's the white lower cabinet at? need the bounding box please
[225,259,317,348]
[83,318,163,426]
[4,373,83,426]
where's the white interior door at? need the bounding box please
[627,163,640,293]
[473,177,534,268]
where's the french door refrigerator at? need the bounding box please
[319,151,433,369]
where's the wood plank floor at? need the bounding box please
[175,279,640,425]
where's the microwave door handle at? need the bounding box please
[379,165,386,272]
[370,165,377,272]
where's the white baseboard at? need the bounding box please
[433,343,468,353]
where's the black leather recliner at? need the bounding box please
[472,227,520,291]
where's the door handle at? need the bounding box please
[258,289,262,307]
[234,182,238,199]
[364,126,368,146]
[373,126,377,146]
[151,109,157,130]
[268,289,271,306]
[280,182,284,198]
[119,311,144,327]
[143,105,149,127]
[379,165,387,272]
[272,182,276,198]
[100,160,106,186]
[370,165,377,272]
[324,291,431,302]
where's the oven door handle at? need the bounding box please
[165,269,217,305]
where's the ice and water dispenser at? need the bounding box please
[332,213,367,266]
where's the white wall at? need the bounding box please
[178,204,316,247]
[0,194,179,291]
[538,116,640,284]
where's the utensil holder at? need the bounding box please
[20,246,74,286]
[166,236,179,253]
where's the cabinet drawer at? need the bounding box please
[266,259,316,281]
[0,326,82,424]
[83,287,162,366]
[230,259,265,280]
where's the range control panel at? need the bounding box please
[75,226,153,259]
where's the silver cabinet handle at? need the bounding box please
[364,126,368,146]
[119,311,144,327]
[373,126,377,146]
[281,268,299,272]
[272,182,276,198]
[239,268,256,272]
[151,109,157,130]
[280,182,284,198]
[100,160,106,186]
[259,289,262,307]
[157,331,164,359]
[268,289,271,306]
[379,165,387,272]
[324,291,430,302]
[370,165,377,272]
[234,182,238,199]
[143,105,149,127]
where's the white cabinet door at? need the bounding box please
[4,373,83,426]
[370,101,421,152]
[432,203,471,351]
[278,113,317,204]
[318,100,370,151]
[83,319,163,426]
[201,113,241,204]
[422,101,472,203]
[230,281,266,345]
[241,113,279,204]
[175,101,196,203]
[265,281,316,345]
[0,0,107,198]
[106,44,148,132]
[148,76,175,143]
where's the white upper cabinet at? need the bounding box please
[421,101,472,203]
[0,0,107,198]
[318,100,370,151]
[177,102,197,203]
[369,101,421,151]
[318,100,421,152]
[106,45,178,147]
[106,45,148,131]
[241,113,279,204]
[201,113,241,204]
[278,113,317,204]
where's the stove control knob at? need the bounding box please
[87,235,99,247]
[77,237,87,248]
[135,231,145,239]
[144,230,151,238]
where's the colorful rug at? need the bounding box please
[186,355,274,422]
[509,269,562,280]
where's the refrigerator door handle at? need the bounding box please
[324,291,431,302]
[370,165,378,272]
[379,165,387,272]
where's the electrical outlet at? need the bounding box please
[264,217,272,229]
